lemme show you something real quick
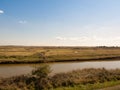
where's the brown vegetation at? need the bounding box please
[0,65,120,90]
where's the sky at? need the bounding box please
[0,0,120,46]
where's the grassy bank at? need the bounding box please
[0,46,120,64]
[1,65,120,90]
[54,81,120,90]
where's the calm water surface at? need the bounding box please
[0,60,120,78]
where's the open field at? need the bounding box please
[0,46,120,63]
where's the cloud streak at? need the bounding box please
[56,36,120,41]
[18,20,27,24]
[0,10,4,14]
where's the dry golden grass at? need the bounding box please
[0,46,120,63]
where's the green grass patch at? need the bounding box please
[53,80,120,90]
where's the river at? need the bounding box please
[0,60,120,78]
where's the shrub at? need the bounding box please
[32,65,51,78]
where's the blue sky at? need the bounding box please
[0,0,120,46]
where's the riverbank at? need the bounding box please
[0,46,120,64]
[1,66,120,90]
[1,57,120,64]
[54,81,120,90]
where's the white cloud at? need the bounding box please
[56,36,120,41]
[18,20,27,24]
[0,10,4,14]
[56,37,67,40]
[56,36,93,41]
[55,36,120,46]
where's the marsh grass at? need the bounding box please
[1,46,120,63]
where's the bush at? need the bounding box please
[32,65,51,78]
